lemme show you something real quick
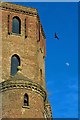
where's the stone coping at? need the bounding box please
[0,2,37,15]
[0,78,47,101]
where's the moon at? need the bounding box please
[66,62,70,66]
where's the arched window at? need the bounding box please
[24,93,29,106]
[11,54,20,76]
[12,16,21,34]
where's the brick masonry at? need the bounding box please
[0,2,52,119]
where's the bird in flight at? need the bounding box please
[54,33,59,40]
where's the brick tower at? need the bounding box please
[0,2,52,118]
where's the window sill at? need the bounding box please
[22,106,30,109]
[9,32,21,36]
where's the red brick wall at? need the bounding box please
[2,89,44,118]
[1,2,47,118]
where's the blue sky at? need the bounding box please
[13,2,78,118]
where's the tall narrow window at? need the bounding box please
[24,93,29,106]
[11,54,20,76]
[40,69,42,80]
[8,15,10,34]
[12,16,21,34]
[37,22,40,42]
[8,14,12,34]
[25,17,28,38]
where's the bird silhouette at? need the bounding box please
[54,33,59,40]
